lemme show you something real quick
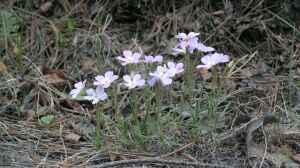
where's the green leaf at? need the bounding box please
[39,115,55,125]
[67,18,76,32]
[0,10,22,36]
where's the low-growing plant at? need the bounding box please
[69,32,231,150]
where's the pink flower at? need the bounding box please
[123,74,145,89]
[196,53,230,69]
[117,50,141,66]
[93,71,118,88]
[84,86,108,104]
[166,62,184,77]
[70,80,86,98]
[144,55,163,63]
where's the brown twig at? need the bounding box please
[181,153,198,162]
[93,158,232,168]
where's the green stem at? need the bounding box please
[184,52,193,100]
[112,84,119,120]
[142,86,152,136]
[155,84,163,119]
[131,90,139,123]
[211,67,219,88]
[95,105,104,150]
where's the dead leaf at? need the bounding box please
[41,66,66,79]
[0,62,7,73]
[60,99,84,113]
[41,66,67,86]
[108,152,119,161]
[196,68,211,80]
[65,133,81,142]
[42,73,66,85]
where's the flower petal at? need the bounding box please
[154,55,163,63]
[96,86,108,101]
[123,50,132,57]
[105,71,113,78]
[147,77,158,87]
[187,32,200,39]
[167,62,175,68]
[197,43,215,52]
[176,33,187,39]
[123,75,131,82]
[162,77,172,86]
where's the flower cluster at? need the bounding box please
[70,71,118,104]
[117,50,163,66]
[69,61,183,104]
[70,32,231,104]
[172,32,230,70]
[148,62,184,86]
[117,50,141,66]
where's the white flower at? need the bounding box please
[149,66,173,86]
[196,53,230,69]
[70,80,86,98]
[175,32,200,41]
[117,50,141,66]
[123,74,145,89]
[166,62,184,77]
[144,55,163,63]
[197,43,215,52]
[93,71,118,88]
[173,32,214,54]
[84,86,108,104]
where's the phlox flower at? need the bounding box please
[176,32,200,42]
[117,50,141,66]
[123,74,145,89]
[196,53,230,70]
[84,86,108,104]
[173,32,215,55]
[93,71,118,88]
[166,62,184,77]
[70,80,86,98]
[149,65,173,86]
[144,55,163,63]
[197,42,215,52]
[175,32,200,53]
